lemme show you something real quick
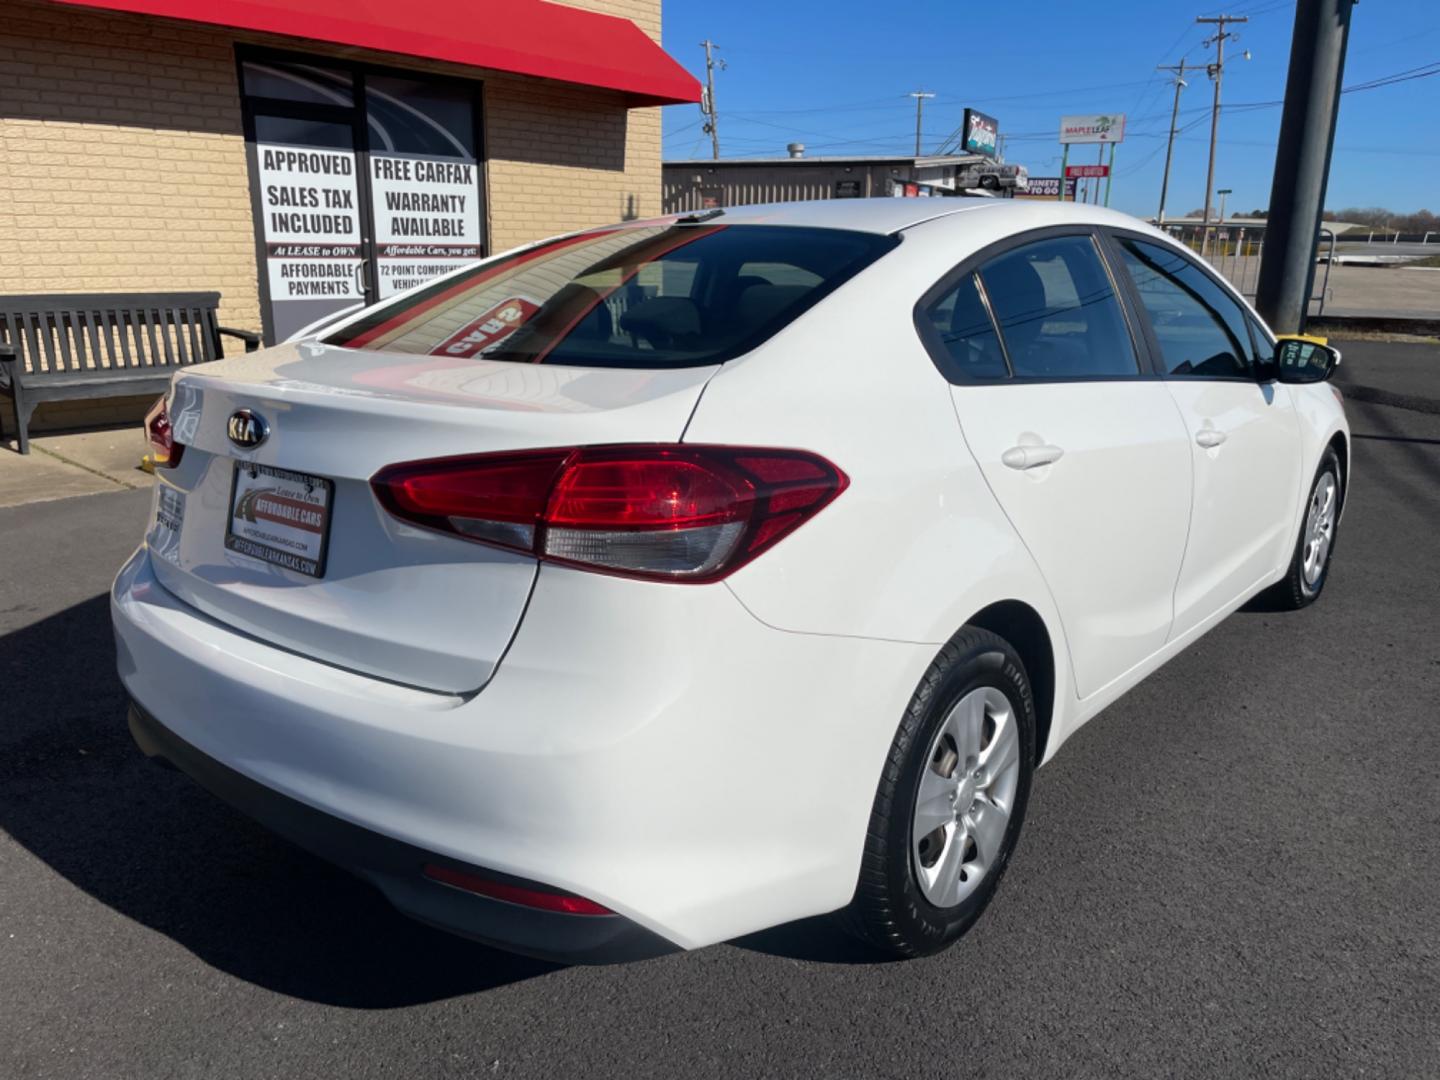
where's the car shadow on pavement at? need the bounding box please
[730,916,898,965]
[0,594,560,1007]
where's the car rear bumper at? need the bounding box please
[126,700,674,964]
[112,543,932,952]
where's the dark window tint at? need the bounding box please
[242,61,353,106]
[325,225,896,367]
[737,261,823,288]
[366,75,476,159]
[1118,238,1253,378]
[922,274,1008,379]
[978,235,1138,378]
[253,114,355,152]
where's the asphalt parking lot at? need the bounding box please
[3,341,1438,1079]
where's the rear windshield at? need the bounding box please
[323,224,898,367]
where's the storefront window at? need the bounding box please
[240,51,485,344]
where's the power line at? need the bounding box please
[667,51,1438,162]
[662,118,703,139]
[735,94,927,117]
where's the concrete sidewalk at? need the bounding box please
[0,427,155,509]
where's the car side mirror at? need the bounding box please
[1273,335,1340,384]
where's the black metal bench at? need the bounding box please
[0,291,260,454]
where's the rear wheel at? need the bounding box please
[846,627,1035,958]
[1265,448,1342,610]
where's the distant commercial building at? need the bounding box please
[662,152,991,214]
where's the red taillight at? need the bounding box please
[372,445,847,583]
[144,394,183,469]
[422,863,613,916]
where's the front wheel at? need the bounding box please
[846,627,1035,958]
[1265,448,1343,610]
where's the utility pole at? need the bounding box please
[1255,0,1357,333]
[1197,14,1248,244]
[1156,60,1190,223]
[700,40,723,160]
[908,91,934,157]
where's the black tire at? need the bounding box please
[1263,448,1343,611]
[846,627,1035,958]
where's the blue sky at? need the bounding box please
[659,0,1440,217]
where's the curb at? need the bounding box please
[1310,315,1440,338]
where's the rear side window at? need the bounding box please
[978,235,1139,379]
[921,274,1008,379]
[1116,238,1253,378]
[324,224,897,368]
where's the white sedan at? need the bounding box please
[114,199,1348,962]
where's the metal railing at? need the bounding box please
[1152,221,1336,317]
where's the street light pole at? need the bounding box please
[1217,187,1231,223]
[1156,60,1190,224]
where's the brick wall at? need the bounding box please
[0,0,664,434]
[0,1,258,339]
[485,82,661,251]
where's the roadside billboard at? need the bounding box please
[961,108,999,158]
[1065,164,1110,178]
[1059,114,1126,144]
[1017,176,1075,198]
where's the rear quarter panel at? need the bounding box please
[682,218,1077,749]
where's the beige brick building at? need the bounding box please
[0,0,696,431]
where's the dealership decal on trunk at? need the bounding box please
[150,484,186,565]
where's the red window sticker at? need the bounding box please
[430,297,540,359]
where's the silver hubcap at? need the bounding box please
[1302,472,1338,590]
[911,686,1022,907]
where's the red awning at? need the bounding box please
[52,0,702,106]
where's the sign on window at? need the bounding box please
[256,142,364,315]
[371,153,484,298]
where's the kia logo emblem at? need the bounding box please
[227,409,269,450]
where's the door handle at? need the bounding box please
[1195,428,1227,449]
[353,257,370,297]
[1001,444,1065,470]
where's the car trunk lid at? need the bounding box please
[146,341,716,693]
